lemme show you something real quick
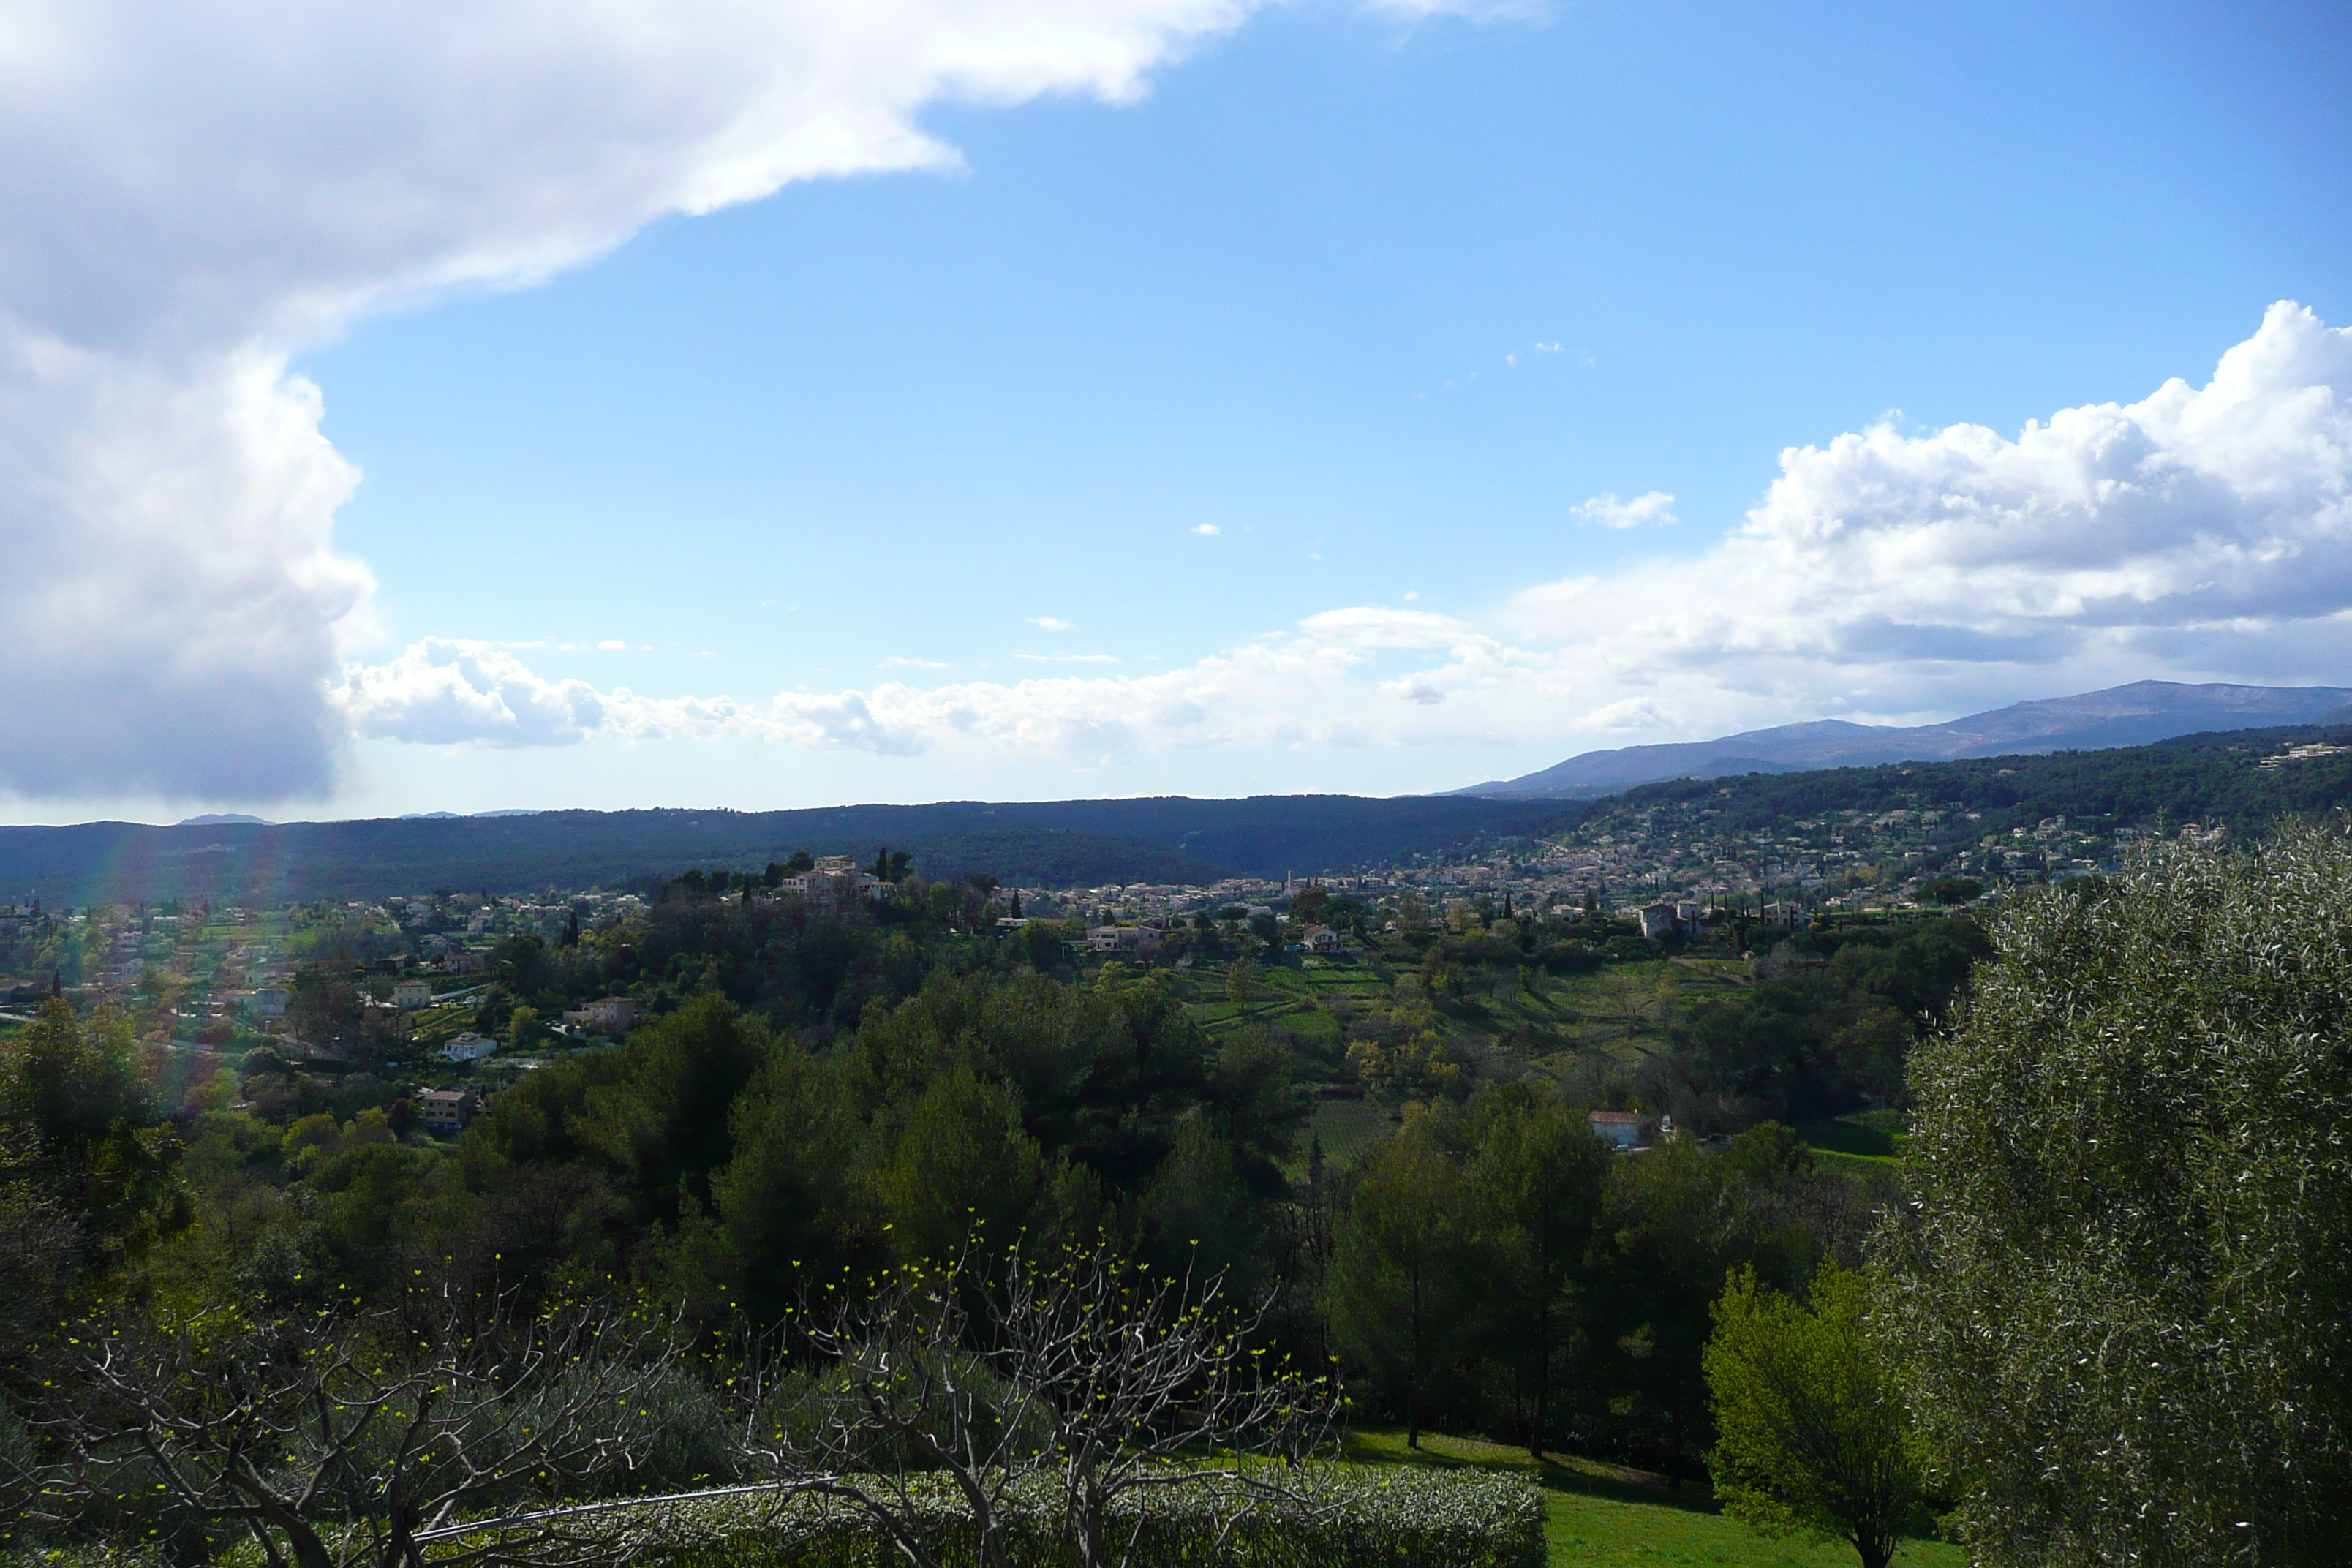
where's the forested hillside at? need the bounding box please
[1575,722,2352,845]
[0,794,1571,906]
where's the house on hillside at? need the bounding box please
[251,987,289,1018]
[1300,924,1343,954]
[393,979,432,1009]
[437,1033,497,1063]
[1085,924,1161,954]
[415,1087,480,1134]
[563,997,637,1034]
[1588,1109,1643,1150]
[1635,904,1678,940]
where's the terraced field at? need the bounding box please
[1166,948,1759,1170]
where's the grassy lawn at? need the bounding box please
[1790,1110,1907,1172]
[1345,1428,1961,1568]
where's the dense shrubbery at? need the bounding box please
[61,1468,1545,1568]
[538,1466,1545,1568]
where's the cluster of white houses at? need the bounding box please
[777,856,893,913]
[1069,919,1348,956]
[1631,899,1808,939]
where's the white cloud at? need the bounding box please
[337,639,609,747]
[1510,301,2352,729]
[0,0,1262,799]
[1027,616,1074,630]
[880,655,953,669]
[331,302,2352,766]
[1192,523,1221,535]
[339,618,1465,755]
[1572,491,1678,529]
[1579,696,1668,732]
[1360,0,1551,23]
[1294,606,1472,649]
[596,639,633,652]
[0,344,372,797]
[1015,652,1120,663]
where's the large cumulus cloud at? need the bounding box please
[1504,300,2352,733]
[0,0,1256,799]
[342,301,2352,764]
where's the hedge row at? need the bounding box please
[521,1464,1545,1568]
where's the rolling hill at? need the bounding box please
[1566,721,2352,846]
[1453,681,2352,797]
[0,794,1575,907]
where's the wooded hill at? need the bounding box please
[0,794,1572,906]
[1563,723,2352,847]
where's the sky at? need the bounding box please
[2,0,2349,823]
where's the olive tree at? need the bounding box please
[1881,826,2352,1566]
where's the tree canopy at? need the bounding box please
[1884,825,2352,1567]
[1705,1263,1922,1568]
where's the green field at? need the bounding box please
[1346,1428,1961,1568]
[1790,1109,1908,1172]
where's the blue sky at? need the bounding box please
[3,0,2348,820]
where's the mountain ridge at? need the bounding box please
[1452,681,2352,797]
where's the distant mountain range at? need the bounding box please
[1453,682,2352,799]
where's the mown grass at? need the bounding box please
[1344,1427,1961,1568]
[1791,1111,1907,1170]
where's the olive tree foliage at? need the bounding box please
[1880,826,2352,1567]
[1703,1264,1923,1568]
[17,1289,696,1568]
[734,1237,1342,1568]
